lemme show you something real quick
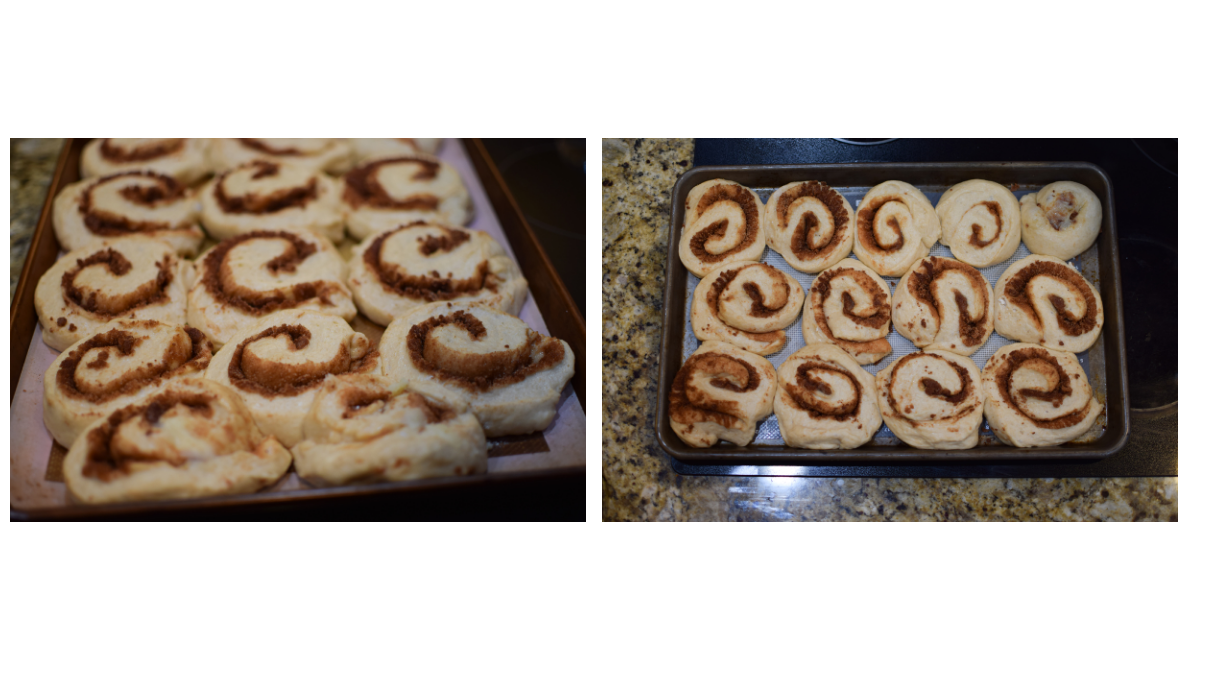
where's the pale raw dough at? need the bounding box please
[350,138,443,162]
[209,138,354,175]
[678,179,766,278]
[937,179,1021,268]
[80,138,212,186]
[690,262,802,356]
[892,255,994,356]
[993,254,1103,352]
[52,172,204,257]
[341,155,474,239]
[802,258,893,365]
[667,340,776,448]
[875,350,983,450]
[981,343,1101,448]
[764,180,854,273]
[199,161,345,243]
[1020,181,1102,260]
[853,180,941,276]
[774,343,882,449]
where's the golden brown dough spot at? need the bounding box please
[669,352,759,429]
[688,184,759,262]
[993,347,1092,429]
[856,197,905,253]
[405,311,565,393]
[784,361,860,421]
[99,139,184,163]
[343,157,441,210]
[907,257,989,347]
[777,181,849,260]
[214,162,319,214]
[1003,261,1098,336]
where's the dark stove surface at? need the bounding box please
[683,138,1177,477]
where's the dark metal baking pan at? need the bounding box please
[655,162,1129,466]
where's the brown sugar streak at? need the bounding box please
[810,267,891,358]
[365,225,499,302]
[687,183,759,262]
[83,387,219,482]
[78,171,189,237]
[201,231,340,315]
[669,352,760,430]
[56,326,212,403]
[906,257,989,347]
[344,157,441,210]
[1002,260,1098,336]
[214,162,319,214]
[406,311,565,393]
[99,139,184,163]
[968,201,1004,247]
[993,347,1093,429]
[856,196,906,253]
[704,267,783,345]
[227,324,377,398]
[784,361,860,421]
[883,352,975,424]
[777,181,850,261]
[62,247,174,316]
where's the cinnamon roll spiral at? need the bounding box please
[667,341,777,448]
[853,180,941,276]
[199,160,345,242]
[209,138,354,175]
[936,179,1022,268]
[186,229,356,346]
[802,258,893,365]
[678,179,766,278]
[292,375,487,487]
[892,256,994,356]
[993,254,1103,352]
[763,180,855,273]
[52,171,205,257]
[350,138,443,162]
[80,138,212,186]
[875,350,983,450]
[690,262,803,356]
[35,236,189,352]
[1020,181,1102,260]
[981,343,1102,448]
[205,310,381,448]
[347,221,528,326]
[341,155,474,239]
[380,303,575,437]
[62,378,292,505]
[774,343,882,449]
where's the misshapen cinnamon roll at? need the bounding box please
[764,180,855,273]
[52,171,204,257]
[690,262,803,356]
[937,179,1021,268]
[80,138,212,186]
[892,256,994,356]
[292,375,487,487]
[1020,181,1102,260]
[35,237,189,352]
[350,138,443,162]
[205,310,381,448]
[854,180,941,276]
[802,259,893,365]
[209,138,354,175]
[43,321,212,448]
[380,303,575,437]
[341,155,474,240]
[875,350,983,450]
[678,179,766,278]
[186,229,356,346]
[62,378,292,505]
[347,221,528,326]
[774,343,882,449]
[199,161,344,243]
[668,341,776,448]
[994,254,1103,352]
[981,343,1102,448]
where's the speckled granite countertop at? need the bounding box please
[601,138,1177,521]
[11,139,64,301]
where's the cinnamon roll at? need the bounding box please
[678,179,766,278]
[853,180,941,276]
[690,262,803,356]
[186,229,356,346]
[802,258,893,365]
[205,309,381,448]
[379,303,575,437]
[292,375,487,487]
[52,171,205,257]
[1020,181,1102,260]
[892,256,994,356]
[667,340,777,448]
[35,237,189,352]
[80,138,212,186]
[981,343,1102,448]
[937,179,1021,268]
[347,221,528,326]
[764,180,855,273]
[62,378,292,505]
[43,321,213,448]
[993,254,1103,352]
[199,161,344,243]
[875,350,983,450]
[350,138,443,162]
[209,138,354,175]
[774,343,882,449]
[341,155,474,240]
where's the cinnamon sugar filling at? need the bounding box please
[201,231,340,315]
[56,326,211,403]
[1003,260,1098,336]
[365,225,500,302]
[405,311,565,393]
[906,257,989,347]
[784,361,860,421]
[62,247,173,316]
[993,347,1093,429]
[227,324,377,398]
[777,181,850,260]
[669,352,760,430]
[78,171,188,237]
[99,139,184,163]
[688,184,759,262]
[214,161,318,214]
[343,157,441,210]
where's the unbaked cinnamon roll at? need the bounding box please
[678,179,766,278]
[62,378,292,505]
[380,303,575,437]
[1020,181,1102,260]
[209,138,354,175]
[292,375,486,487]
[43,321,212,448]
[875,350,984,450]
[764,180,854,273]
[341,155,474,239]
[205,309,381,448]
[801,258,893,365]
[80,138,212,186]
[347,221,528,326]
[35,237,189,352]
[774,343,882,449]
[52,171,204,257]
[853,180,941,276]
[350,138,443,162]
[892,256,994,356]
[937,179,1021,268]
[981,343,1102,448]
[186,229,356,346]
[199,160,344,242]
[993,254,1103,352]
[690,262,803,356]
[667,340,776,448]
